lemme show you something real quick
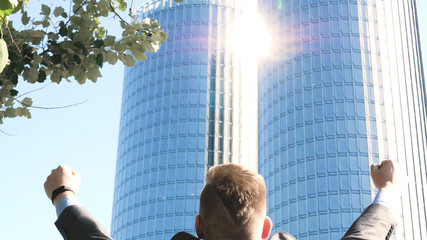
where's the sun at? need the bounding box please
[227,11,271,169]
[228,13,272,58]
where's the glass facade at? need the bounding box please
[258,0,427,239]
[113,0,427,239]
[111,0,244,239]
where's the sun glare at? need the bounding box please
[228,12,271,171]
[229,14,272,58]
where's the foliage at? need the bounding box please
[0,0,181,124]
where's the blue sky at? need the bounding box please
[0,1,427,239]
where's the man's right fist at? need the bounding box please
[370,160,401,191]
[44,165,81,205]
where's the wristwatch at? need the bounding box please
[51,186,74,204]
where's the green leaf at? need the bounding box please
[141,39,157,52]
[0,0,18,10]
[0,39,9,74]
[104,35,116,45]
[87,68,101,82]
[131,44,147,61]
[22,67,38,83]
[4,107,16,118]
[9,74,18,85]
[15,107,31,118]
[15,107,23,116]
[28,30,46,45]
[21,107,31,118]
[82,46,89,57]
[37,69,47,82]
[122,54,135,67]
[73,41,85,49]
[50,71,61,82]
[141,18,159,29]
[5,97,14,107]
[96,53,103,68]
[10,0,22,14]
[15,62,24,73]
[41,4,51,16]
[21,11,30,25]
[94,39,104,48]
[9,89,18,96]
[53,6,65,17]
[42,18,50,28]
[50,54,61,65]
[118,1,127,11]
[106,51,118,64]
[59,21,68,37]
[153,31,167,42]
[174,0,184,2]
[73,55,81,65]
[0,0,19,17]
[21,97,32,107]
[134,51,146,61]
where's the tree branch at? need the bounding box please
[0,15,21,53]
[16,82,53,99]
[108,2,149,34]
[15,98,89,109]
[65,4,84,25]
[0,128,16,136]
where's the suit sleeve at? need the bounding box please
[55,205,112,240]
[341,203,398,240]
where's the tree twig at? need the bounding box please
[109,3,131,26]
[108,2,149,34]
[15,98,89,109]
[0,128,16,136]
[0,15,21,53]
[65,4,84,25]
[16,82,53,98]
[130,0,134,13]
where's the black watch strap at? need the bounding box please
[51,186,74,204]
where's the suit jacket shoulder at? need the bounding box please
[55,205,112,240]
[171,231,199,240]
[341,203,397,240]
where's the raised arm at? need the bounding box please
[341,160,402,240]
[44,165,112,240]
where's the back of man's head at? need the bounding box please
[198,163,268,240]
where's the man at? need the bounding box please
[44,160,401,240]
[341,160,401,240]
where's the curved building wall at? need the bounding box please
[258,0,427,239]
[373,1,427,239]
[258,1,372,238]
[111,0,243,239]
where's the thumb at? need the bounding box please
[370,163,379,175]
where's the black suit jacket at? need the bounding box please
[55,203,397,240]
[55,205,112,240]
[267,204,398,240]
[341,203,397,240]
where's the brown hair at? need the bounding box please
[199,163,267,239]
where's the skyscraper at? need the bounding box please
[258,0,427,239]
[112,0,427,239]
[110,0,248,239]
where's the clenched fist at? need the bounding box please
[44,165,81,206]
[370,160,401,191]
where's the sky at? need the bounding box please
[0,1,427,240]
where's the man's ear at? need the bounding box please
[195,214,204,239]
[261,216,272,240]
